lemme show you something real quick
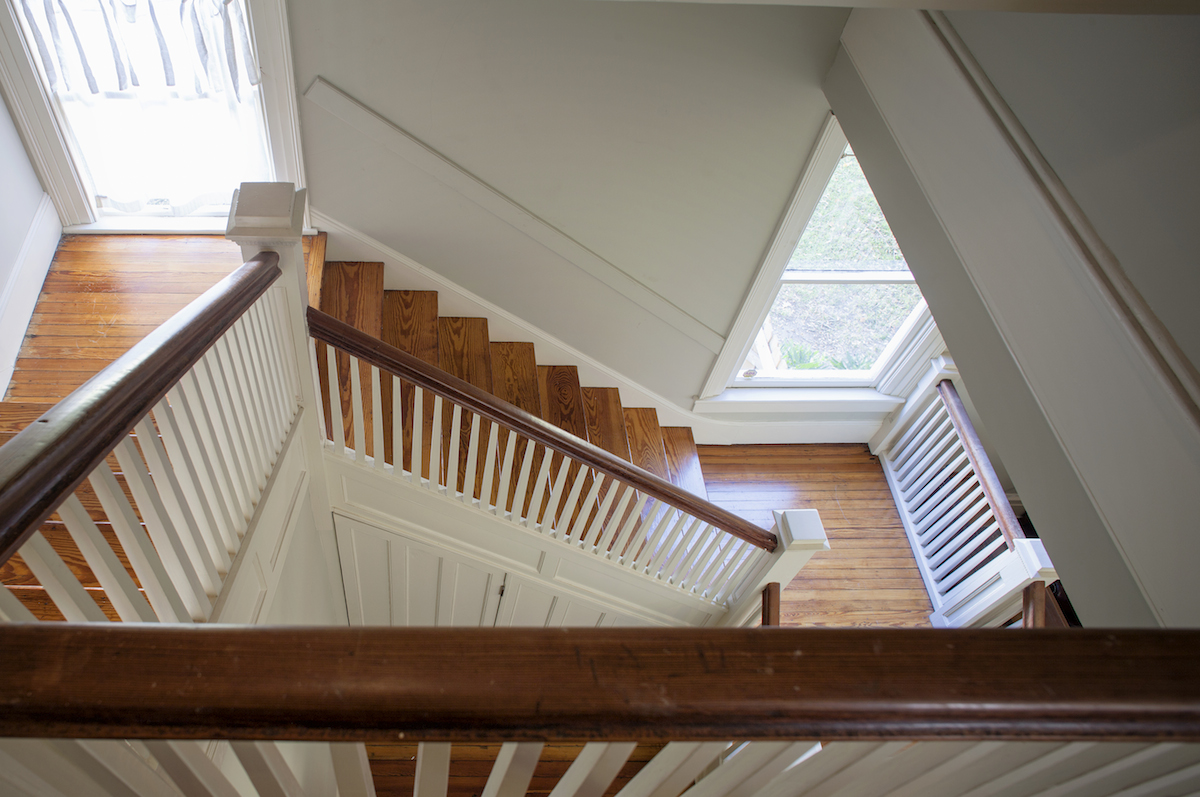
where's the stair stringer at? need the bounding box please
[325,452,732,628]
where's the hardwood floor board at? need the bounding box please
[580,387,632,539]
[306,231,326,307]
[5,584,120,622]
[699,443,931,628]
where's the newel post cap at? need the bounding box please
[226,182,306,243]
[773,509,830,552]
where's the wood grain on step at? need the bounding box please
[623,408,669,481]
[537,366,589,529]
[380,291,439,474]
[661,426,708,501]
[317,262,384,459]
[581,387,633,542]
[305,232,326,308]
[489,342,540,512]
[439,318,493,499]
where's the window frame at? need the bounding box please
[696,114,940,407]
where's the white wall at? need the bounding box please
[0,91,60,397]
[287,0,847,407]
[823,13,1183,627]
[944,12,1200,375]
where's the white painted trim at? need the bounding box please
[0,0,91,225]
[925,11,1200,435]
[0,192,60,398]
[245,0,308,224]
[697,113,846,399]
[311,207,892,444]
[779,269,913,284]
[692,387,902,415]
[302,77,723,354]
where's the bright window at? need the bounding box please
[738,145,927,385]
[14,0,272,217]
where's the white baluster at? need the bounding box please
[567,473,606,545]
[152,399,233,567]
[480,423,500,510]
[0,585,35,621]
[510,439,537,522]
[231,741,309,797]
[217,335,268,485]
[541,457,573,534]
[191,360,253,520]
[524,450,555,530]
[692,536,733,598]
[411,386,424,483]
[349,354,366,460]
[629,505,674,570]
[144,741,242,797]
[677,526,720,590]
[463,412,482,504]
[205,347,263,497]
[309,338,329,443]
[371,365,386,472]
[248,301,288,442]
[59,494,156,622]
[165,383,240,549]
[135,416,227,586]
[615,496,656,563]
[326,344,346,456]
[446,403,464,497]
[233,320,277,471]
[392,375,405,476]
[90,461,192,623]
[603,490,645,558]
[647,511,692,577]
[555,465,590,537]
[494,431,519,517]
[662,518,706,584]
[428,395,444,491]
[20,531,108,622]
[115,437,211,620]
[711,541,753,603]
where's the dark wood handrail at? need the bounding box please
[2,625,1198,740]
[0,253,281,566]
[308,307,778,552]
[936,379,1024,551]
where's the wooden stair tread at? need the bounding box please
[439,318,494,499]
[305,232,327,308]
[317,262,385,458]
[489,342,541,415]
[489,342,540,513]
[538,366,589,529]
[581,387,631,462]
[623,407,670,481]
[380,291,439,472]
[662,426,709,501]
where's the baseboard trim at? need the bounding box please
[0,193,61,398]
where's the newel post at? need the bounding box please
[225,183,340,599]
[720,509,829,627]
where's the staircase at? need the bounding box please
[304,235,815,628]
[307,238,711,507]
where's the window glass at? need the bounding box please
[16,0,272,217]
[787,147,906,272]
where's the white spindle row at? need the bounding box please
[316,347,768,606]
[3,286,298,626]
[879,384,1054,627]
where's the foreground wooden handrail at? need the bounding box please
[936,379,1024,550]
[1,625,1197,741]
[0,253,281,565]
[308,306,778,552]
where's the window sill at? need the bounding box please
[692,387,903,417]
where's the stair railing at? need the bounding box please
[307,307,783,609]
[876,364,1056,627]
[0,253,300,624]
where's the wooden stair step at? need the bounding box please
[381,291,439,474]
[439,318,494,499]
[537,365,589,528]
[317,262,385,457]
[662,426,709,501]
[623,407,670,482]
[581,387,635,545]
[490,342,542,512]
[304,231,327,308]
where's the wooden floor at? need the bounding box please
[699,444,933,628]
